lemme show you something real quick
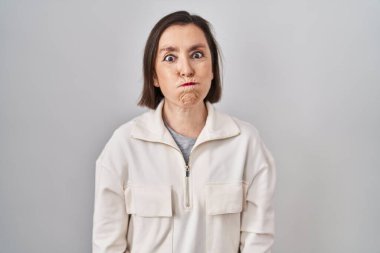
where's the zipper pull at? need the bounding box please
[185,164,190,177]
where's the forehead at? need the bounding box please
[158,24,209,48]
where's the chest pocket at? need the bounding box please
[125,184,173,253]
[205,181,246,253]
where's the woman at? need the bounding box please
[92,10,276,253]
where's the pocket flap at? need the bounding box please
[125,185,173,217]
[205,182,244,215]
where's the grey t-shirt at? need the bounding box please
[165,123,196,165]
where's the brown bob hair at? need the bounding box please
[137,10,222,109]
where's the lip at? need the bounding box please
[180,82,197,87]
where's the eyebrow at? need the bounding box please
[158,43,207,54]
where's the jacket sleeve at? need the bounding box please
[92,159,129,253]
[240,136,276,253]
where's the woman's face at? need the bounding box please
[154,24,214,108]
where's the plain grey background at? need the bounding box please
[1,0,379,252]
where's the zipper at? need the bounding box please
[149,141,194,209]
[184,163,190,208]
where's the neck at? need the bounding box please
[162,100,208,139]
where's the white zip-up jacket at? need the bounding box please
[92,99,276,253]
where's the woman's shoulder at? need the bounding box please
[216,109,261,140]
[231,116,260,135]
[226,114,275,164]
[96,110,154,165]
[112,109,155,137]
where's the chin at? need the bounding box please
[178,97,205,108]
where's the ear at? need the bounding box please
[153,73,160,87]
[153,79,160,87]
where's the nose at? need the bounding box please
[178,57,194,77]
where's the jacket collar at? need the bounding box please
[130,99,240,150]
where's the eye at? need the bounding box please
[192,51,204,59]
[163,54,176,62]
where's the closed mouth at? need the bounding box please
[181,82,197,87]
